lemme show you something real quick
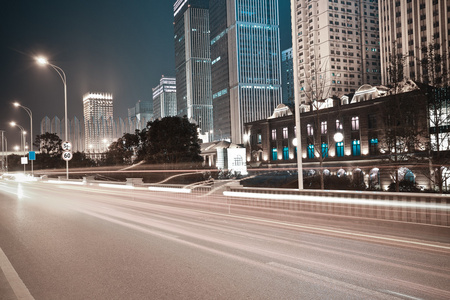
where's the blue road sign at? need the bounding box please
[29,151,36,161]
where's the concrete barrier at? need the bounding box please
[126,178,144,186]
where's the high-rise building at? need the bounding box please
[209,0,283,144]
[40,116,51,135]
[152,76,177,119]
[135,100,153,128]
[291,0,381,104]
[83,92,113,153]
[282,48,295,106]
[173,0,213,138]
[127,100,153,131]
[379,0,450,86]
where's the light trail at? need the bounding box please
[224,191,450,210]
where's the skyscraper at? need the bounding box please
[173,0,213,138]
[282,48,295,106]
[209,0,283,144]
[379,0,450,86]
[153,76,177,119]
[291,0,381,104]
[83,92,113,153]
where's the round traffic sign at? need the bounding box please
[62,151,73,161]
[62,141,72,151]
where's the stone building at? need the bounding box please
[244,81,449,191]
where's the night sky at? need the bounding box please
[0,1,292,147]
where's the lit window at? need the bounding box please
[283,147,289,160]
[272,148,278,160]
[271,129,277,140]
[351,116,359,131]
[283,127,288,139]
[321,143,328,158]
[321,121,327,134]
[307,124,314,136]
[369,138,378,155]
[352,140,361,156]
[307,144,315,159]
[336,142,344,157]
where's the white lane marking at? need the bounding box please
[382,290,423,300]
[0,246,34,300]
[188,210,450,251]
[268,262,396,299]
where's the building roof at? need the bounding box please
[201,140,243,154]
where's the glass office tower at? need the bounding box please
[173,0,213,139]
[210,0,282,144]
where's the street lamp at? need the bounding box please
[13,102,33,176]
[10,122,27,173]
[0,130,5,172]
[36,56,69,179]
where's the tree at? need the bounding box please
[380,44,427,192]
[70,152,96,168]
[33,132,64,169]
[404,41,450,192]
[380,85,427,192]
[418,42,450,192]
[299,57,333,189]
[141,116,203,164]
[34,132,62,155]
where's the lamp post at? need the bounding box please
[13,102,33,176]
[4,137,7,171]
[10,122,27,173]
[0,130,5,172]
[36,56,69,179]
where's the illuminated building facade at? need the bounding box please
[291,0,381,104]
[209,0,282,144]
[173,0,213,139]
[152,76,177,119]
[83,92,114,153]
[244,82,450,191]
[379,0,450,86]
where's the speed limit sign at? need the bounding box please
[62,151,73,161]
[62,141,72,151]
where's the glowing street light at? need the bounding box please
[13,102,34,176]
[334,132,344,143]
[36,56,69,179]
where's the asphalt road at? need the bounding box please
[1,180,449,300]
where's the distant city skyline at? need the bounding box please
[0,1,292,147]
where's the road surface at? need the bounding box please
[1,179,449,299]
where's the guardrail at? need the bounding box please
[224,187,450,226]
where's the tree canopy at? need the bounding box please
[141,116,203,164]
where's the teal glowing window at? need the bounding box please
[369,138,378,155]
[283,146,289,160]
[336,142,344,157]
[272,148,277,160]
[307,144,315,159]
[321,143,329,158]
[352,140,361,156]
